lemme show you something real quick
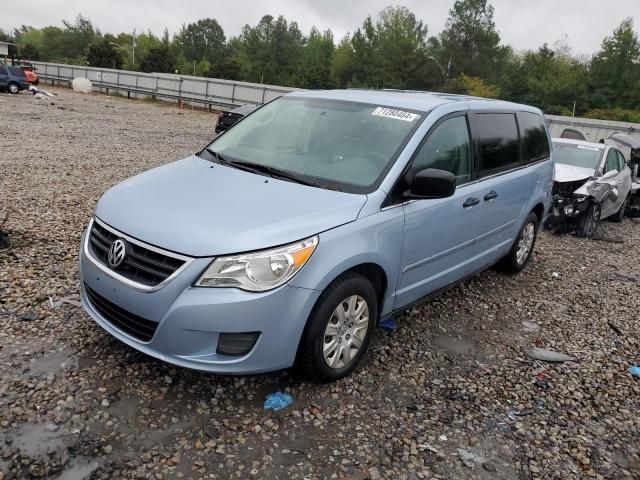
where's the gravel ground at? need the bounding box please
[1,87,639,480]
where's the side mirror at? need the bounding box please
[405,168,456,199]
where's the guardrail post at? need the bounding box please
[231,83,236,104]
[261,87,267,103]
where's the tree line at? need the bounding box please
[2,0,639,121]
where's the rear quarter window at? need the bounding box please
[8,67,25,76]
[474,113,520,177]
[517,111,550,164]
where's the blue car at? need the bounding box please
[79,90,553,381]
[0,65,30,94]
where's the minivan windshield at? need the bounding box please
[553,142,603,169]
[205,97,423,193]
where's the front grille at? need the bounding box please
[88,221,186,287]
[84,284,158,342]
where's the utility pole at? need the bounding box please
[132,29,136,66]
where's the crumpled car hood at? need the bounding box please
[554,163,595,183]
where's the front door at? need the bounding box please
[600,149,632,218]
[395,114,484,309]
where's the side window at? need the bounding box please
[517,112,550,164]
[475,113,520,176]
[616,150,627,172]
[411,115,471,184]
[604,150,619,173]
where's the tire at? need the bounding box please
[298,272,377,382]
[499,212,539,273]
[610,195,628,223]
[576,201,601,238]
[8,82,20,94]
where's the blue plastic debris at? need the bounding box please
[379,318,397,331]
[264,392,293,411]
[629,366,640,377]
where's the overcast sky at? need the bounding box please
[2,0,638,56]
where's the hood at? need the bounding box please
[554,163,595,183]
[95,156,367,256]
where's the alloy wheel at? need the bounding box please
[585,203,601,237]
[322,295,369,369]
[516,222,535,265]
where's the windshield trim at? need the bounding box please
[205,96,428,195]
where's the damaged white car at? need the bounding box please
[549,139,632,237]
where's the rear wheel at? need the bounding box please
[8,82,19,94]
[499,212,539,273]
[577,201,601,238]
[298,272,377,382]
[610,195,628,223]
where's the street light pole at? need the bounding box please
[132,29,136,66]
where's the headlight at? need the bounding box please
[195,236,318,291]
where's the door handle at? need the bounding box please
[463,197,480,208]
[484,190,498,201]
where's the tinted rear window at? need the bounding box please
[518,112,550,163]
[8,67,25,76]
[476,113,520,176]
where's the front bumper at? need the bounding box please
[79,229,321,374]
[548,195,589,227]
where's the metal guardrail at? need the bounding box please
[30,61,299,110]
[546,114,640,141]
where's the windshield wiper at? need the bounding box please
[202,149,327,188]
[227,160,323,188]
[202,148,262,174]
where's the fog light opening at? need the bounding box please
[216,332,260,356]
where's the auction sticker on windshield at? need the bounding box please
[372,107,419,122]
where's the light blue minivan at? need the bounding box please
[79,90,553,381]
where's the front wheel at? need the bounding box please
[298,272,377,382]
[577,201,601,238]
[499,212,539,273]
[8,82,20,94]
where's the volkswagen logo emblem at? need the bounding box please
[107,239,127,268]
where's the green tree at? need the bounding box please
[331,35,354,87]
[349,7,429,89]
[296,27,334,88]
[499,44,589,114]
[87,39,124,69]
[174,18,226,66]
[140,44,176,73]
[233,15,304,85]
[20,43,40,60]
[60,14,100,60]
[432,0,506,81]
[589,18,640,109]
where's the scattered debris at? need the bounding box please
[522,320,540,332]
[551,272,560,279]
[378,318,397,331]
[608,321,623,335]
[483,462,497,472]
[19,312,37,322]
[340,470,370,480]
[629,366,640,377]
[591,233,624,243]
[524,347,576,363]
[49,295,82,308]
[28,85,57,100]
[264,392,293,411]
[457,448,486,468]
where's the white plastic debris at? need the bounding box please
[524,347,575,363]
[551,272,560,279]
[72,77,92,93]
